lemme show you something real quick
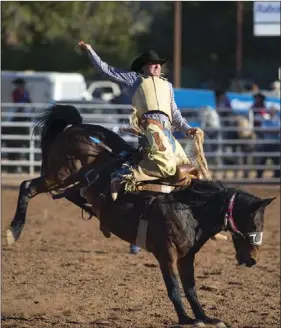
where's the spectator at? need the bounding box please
[12,78,31,104]
[214,89,233,123]
[214,89,236,171]
[251,93,269,149]
[8,78,32,171]
[251,83,260,94]
[214,89,233,139]
[256,106,280,179]
[251,93,267,127]
[199,106,221,155]
[271,80,280,97]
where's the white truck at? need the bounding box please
[1,70,93,103]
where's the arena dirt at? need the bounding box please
[1,185,280,328]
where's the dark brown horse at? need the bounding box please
[7,105,275,327]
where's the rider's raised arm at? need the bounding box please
[169,83,191,132]
[86,46,138,87]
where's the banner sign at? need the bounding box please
[253,2,280,36]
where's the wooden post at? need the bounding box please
[174,1,182,88]
[236,1,244,79]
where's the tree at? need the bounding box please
[1,1,138,72]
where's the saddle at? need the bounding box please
[136,164,202,194]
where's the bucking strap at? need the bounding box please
[137,184,175,193]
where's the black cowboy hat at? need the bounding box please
[12,77,26,85]
[130,50,168,72]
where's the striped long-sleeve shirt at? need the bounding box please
[86,47,191,132]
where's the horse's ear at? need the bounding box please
[252,197,276,211]
[261,197,276,207]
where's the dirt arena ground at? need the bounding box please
[2,184,280,328]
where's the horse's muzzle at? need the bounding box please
[236,254,257,267]
[246,257,257,267]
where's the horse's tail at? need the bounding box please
[34,104,83,173]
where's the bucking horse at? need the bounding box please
[6,105,275,327]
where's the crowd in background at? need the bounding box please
[205,89,280,179]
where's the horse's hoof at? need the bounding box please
[100,228,111,238]
[193,321,205,328]
[6,225,23,245]
[216,323,227,328]
[200,317,228,327]
[178,317,205,327]
[6,228,16,245]
[102,232,111,238]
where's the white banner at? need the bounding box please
[254,2,280,23]
[254,2,280,36]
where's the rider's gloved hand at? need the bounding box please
[186,127,199,138]
[78,41,92,52]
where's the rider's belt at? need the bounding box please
[140,118,171,131]
[137,184,175,193]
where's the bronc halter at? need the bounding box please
[222,193,263,246]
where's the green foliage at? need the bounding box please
[1,1,137,72]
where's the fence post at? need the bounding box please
[248,108,254,130]
[29,125,35,176]
[217,128,223,168]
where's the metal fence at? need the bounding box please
[1,103,280,184]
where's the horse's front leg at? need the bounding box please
[177,253,228,327]
[156,253,204,327]
[6,176,49,245]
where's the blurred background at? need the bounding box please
[1,1,280,183]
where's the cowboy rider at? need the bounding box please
[78,42,228,243]
[79,42,201,189]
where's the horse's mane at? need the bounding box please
[184,179,232,211]
[175,178,259,219]
[34,105,83,173]
[34,105,83,148]
[34,104,137,175]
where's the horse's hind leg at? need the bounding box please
[155,252,204,327]
[6,176,49,245]
[177,253,227,327]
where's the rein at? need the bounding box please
[223,194,242,236]
[223,193,263,246]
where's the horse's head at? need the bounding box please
[228,192,275,267]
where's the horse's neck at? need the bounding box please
[83,124,134,153]
[189,187,231,231]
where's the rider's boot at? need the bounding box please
[110,165,132,201]
[100,222,111,238]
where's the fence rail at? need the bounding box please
[1,103,280,184]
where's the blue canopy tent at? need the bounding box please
[173,88,280,137]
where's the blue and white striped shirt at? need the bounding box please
[86,48,191,132]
